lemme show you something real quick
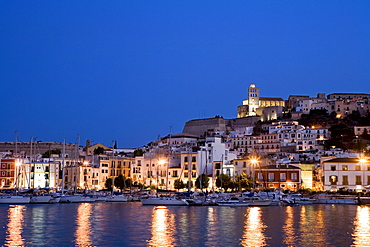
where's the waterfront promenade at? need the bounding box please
[0,202,369,246]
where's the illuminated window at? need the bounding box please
[330,175,337,185]
[355,165,361,171]
[342,165,348,171]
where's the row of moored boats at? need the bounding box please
[140,192,363,206]
[0,193,135,204]
[0,191,365,206]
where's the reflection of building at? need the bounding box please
[237,84,285,120]
[320,157,370,192]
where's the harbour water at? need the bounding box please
[0,202,369,246]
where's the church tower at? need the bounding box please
[247,84,260,116]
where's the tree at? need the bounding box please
[174,179,185,191]
[362,128,370,140]
[94,147,105,155]
[114,175,126,191]
[235,172,253,190]
[195,174,209,190]
[216,174,232,190]
[42,149,61,158]
[186,180,193,190]
[325,123,355,150]
[134,149,144,157]
[105,178,113,191]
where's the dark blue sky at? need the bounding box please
[1,1,369,148]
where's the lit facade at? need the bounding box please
[321,157,370,192]
[237,84,285,120]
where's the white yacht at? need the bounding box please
[240,193,272,206]
[140,197,189,206]
[0,195,30,204]
[59,194,82,203]
[106,195,132,202]
[30,194,53,204]
[217,197,250,207]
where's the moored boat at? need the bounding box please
[0,195,30,204]
[30,194,53,204]
[140,197,189,206]
[106,195,132,202]
[283,193,316,205]
[314,194,357,204]
[217,197,250,207]
[241,193,272,206]
[59,194,82,203]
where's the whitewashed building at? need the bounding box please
[321,157,370,192]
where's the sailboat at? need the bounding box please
[58,138,81,203]
[0,195,30,204]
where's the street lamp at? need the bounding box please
[157,159,167,189]
[359,157,368,191]
[249,157,259,191]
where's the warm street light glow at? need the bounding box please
[249,157,259,165]
[359,158,368,163]
[158,159,167,166]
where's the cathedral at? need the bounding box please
[237,84,285,121]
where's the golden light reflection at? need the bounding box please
[283,206,296,246]
[5,205,25,247]
[353,206,370,246]
[241,207,266,246]
[205,207,220,244]
[75,203,93,246]
[148,206,176,247]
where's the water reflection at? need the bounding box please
[148,206,176,247]
[75,203,93,246]
[353,206,370,246]
[5,205,25,246]
[283,206,296,246]
[241,207,266,246]
[299,206,325,246]
[205,207,220,245]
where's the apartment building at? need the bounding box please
[320,157,370,192]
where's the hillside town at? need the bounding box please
[1,84,370,194]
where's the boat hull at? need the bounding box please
[217,201,249,207]
[140,198,189,206]
[0,196,30,204]
[315,198,357,204]
[30,195,53,204]
[59,195,82,203]
[248,200,272,206]
[106,196,131,202]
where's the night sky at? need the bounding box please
[1,1,369,148]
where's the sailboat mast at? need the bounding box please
[61,138,66,193]
[166,126,172,190]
